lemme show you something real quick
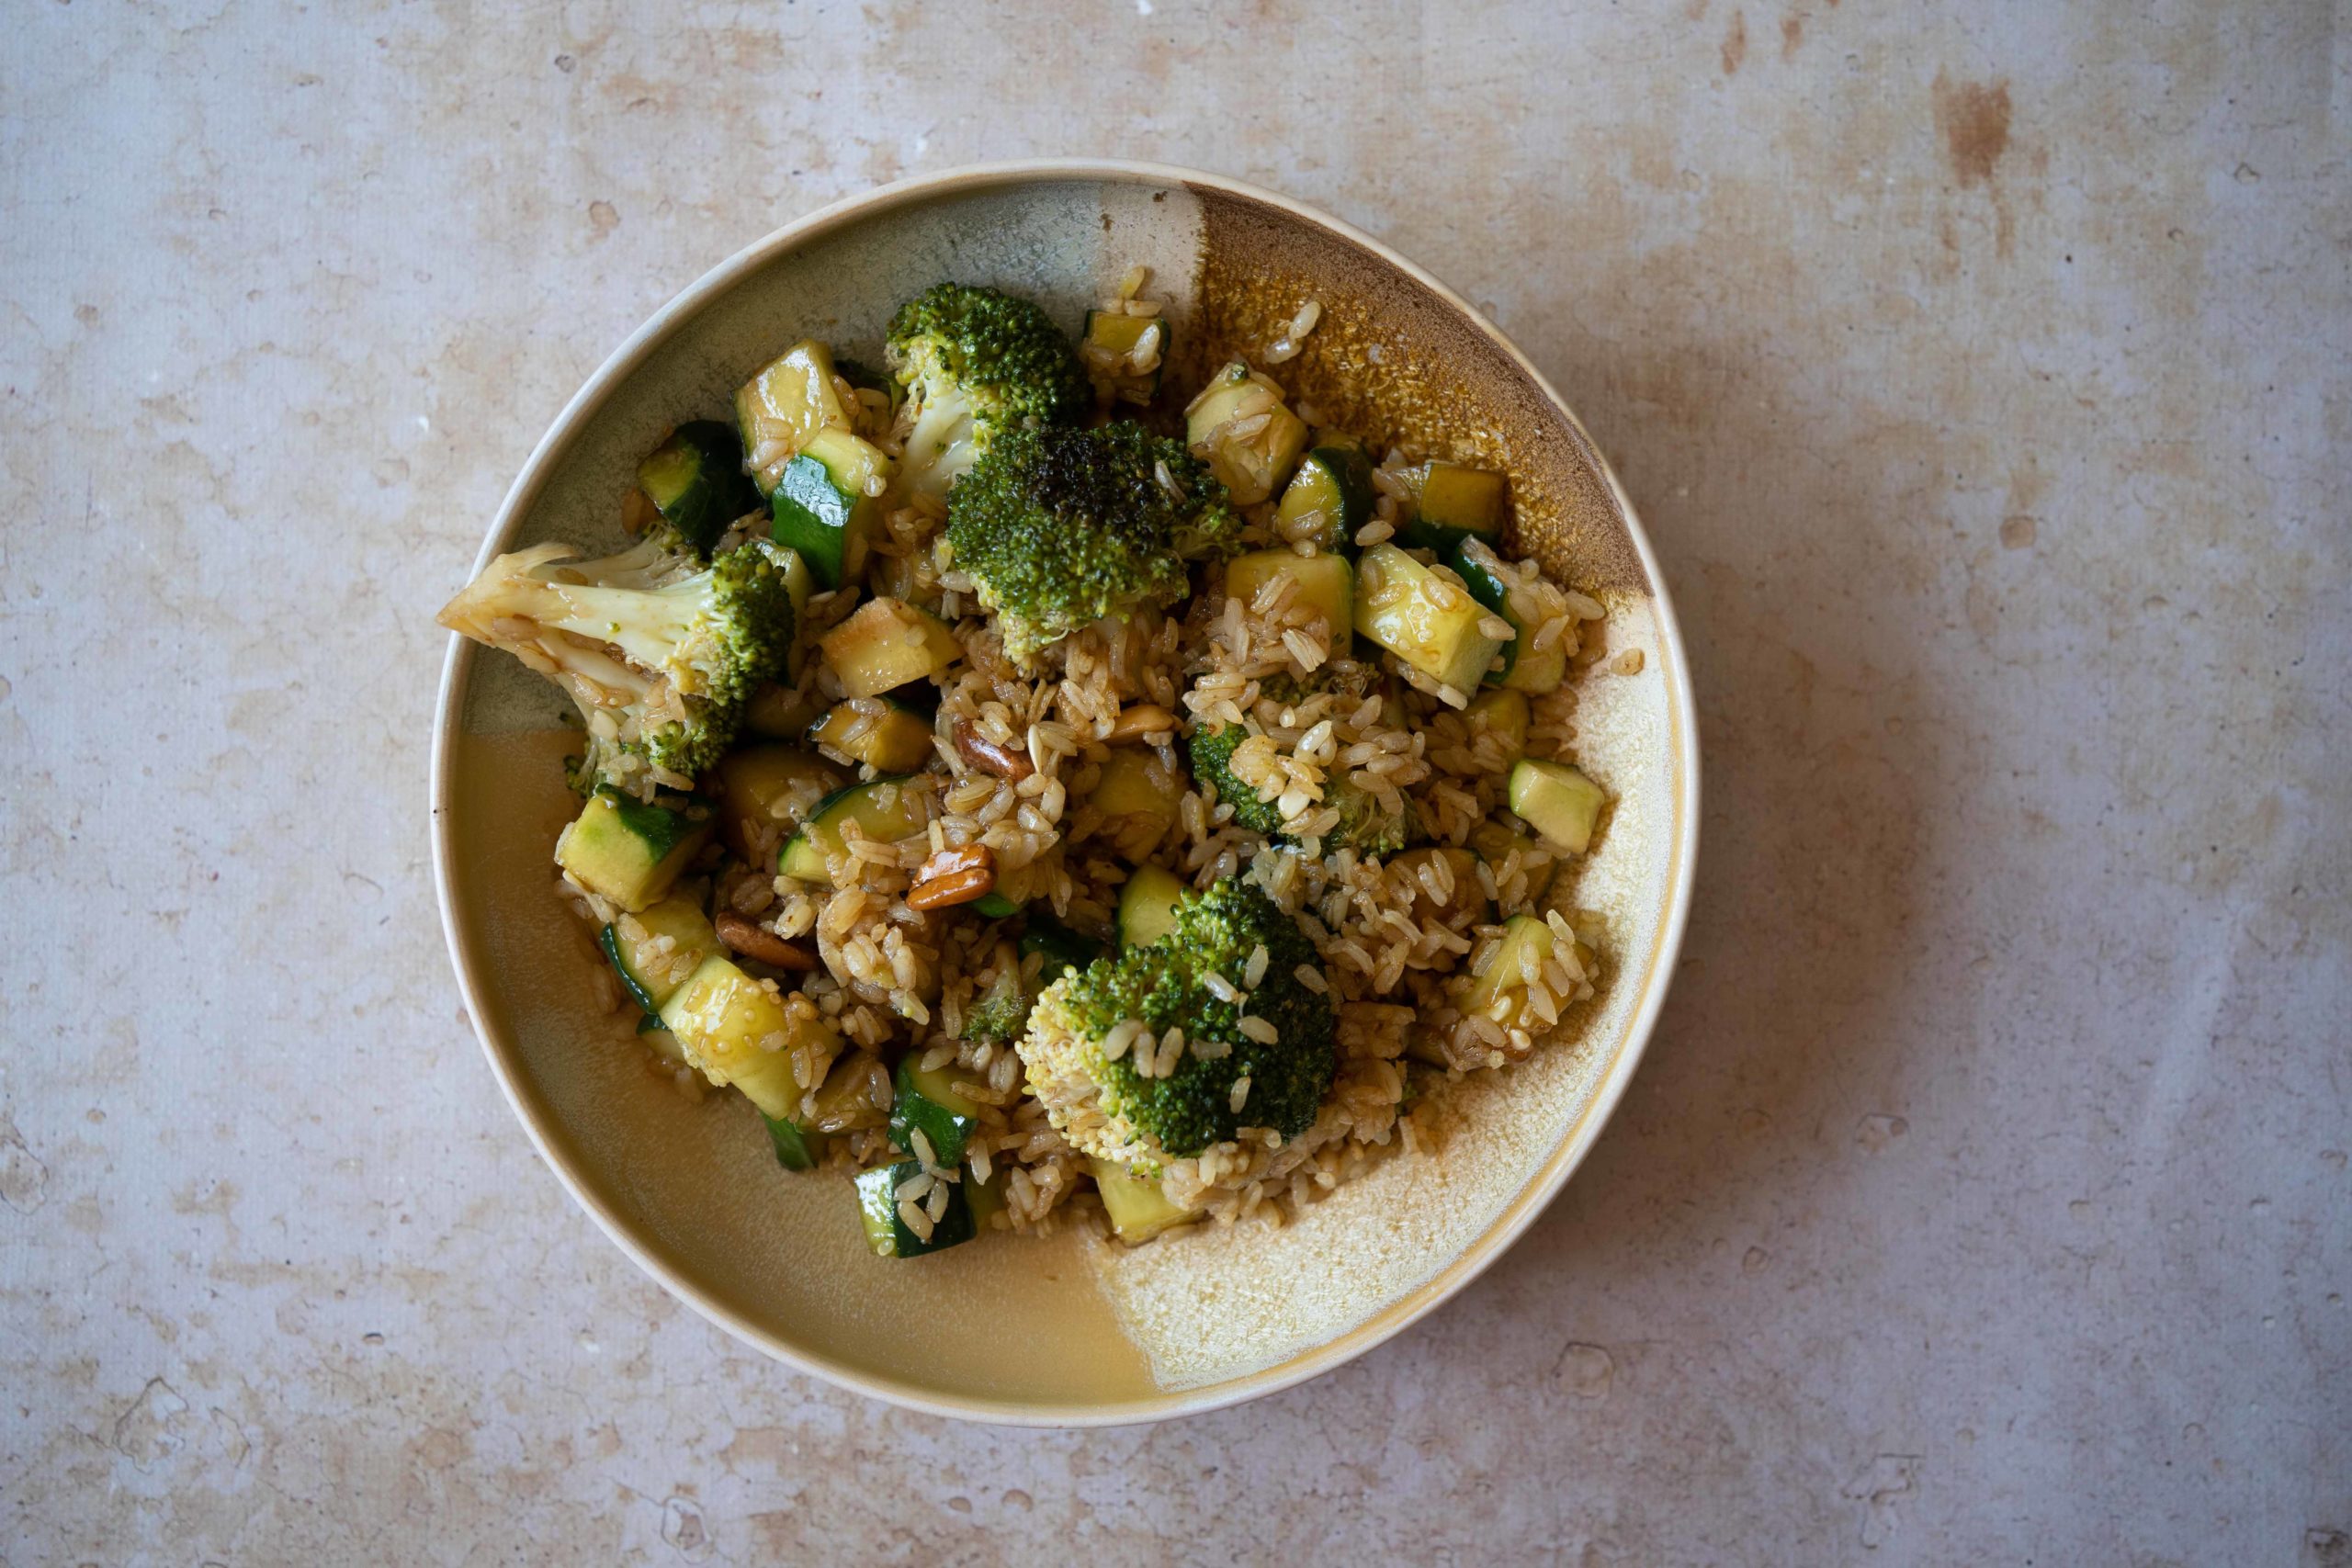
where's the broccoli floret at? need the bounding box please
[947,422,1241,664]
[885,282,1090,497]
[1186,723,1408,855]
[961,967,1033,1046]
[1185,723,1286,835]
[1324,775,1409,857]
[1018,876,1336,1167]
[438,537,796,795]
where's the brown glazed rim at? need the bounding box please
[428,161,1702,1427]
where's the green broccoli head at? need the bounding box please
[947,422,1241,664]
[885,283,1090,497]
[961,966,1033,1046]
[1185,723,1285,835]
[1185,722,1407,855]
[438,537,797,794]
[1018,876,1336,1167]
[1323,775,1409,857]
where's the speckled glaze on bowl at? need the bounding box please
[429,161,1699,1426]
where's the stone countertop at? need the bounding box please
[4,3,2344,1562]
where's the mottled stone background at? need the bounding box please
[3,2,2345,1562]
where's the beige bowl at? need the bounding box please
[431,161,1699,1424]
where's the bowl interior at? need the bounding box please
[436,166,1694,1421]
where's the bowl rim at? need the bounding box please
[429,158,1701,1427]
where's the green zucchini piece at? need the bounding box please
[1019,915,1103,984]
[1183,361,1309,505]
[735,340,852,494]
[777,775,927,883]
[1448,538,1565,694]
[1387,846,1491,928]
[808,699,935,773]
[1352,544,1508,697]
[1089,1157,1193,1244]
[763,1112,823,1172]
[1398,462,1507,555]
[972,891,1022,919]
[1088,748,1183,863]
[712,744,844,861]
[742,682,822,741]
[769,427,891,589]
[1082,308,1170,403]
[888,1058,979,1168]
[1462,687,1532,763]
[855,1160,977,1258]
[1275,443,1374,552]
[1507,758,1607,855]
[600,896,719,1017]
[1456,913,1555,1032]
[1468,819,1558,906]
[1116,864,1186,950]
[1225,548,1353,645]
[663,954,839,1120]
[637,420,757,558]
[555,788,711,912]
[817,597,959,699]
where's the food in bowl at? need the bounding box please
[437,268,1615,1260]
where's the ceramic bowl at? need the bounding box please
[430,161,1698,1424]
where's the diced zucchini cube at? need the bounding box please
[855,1160,977,1258]
[1275,443,1374,552]
[1449,537,1566,694]
[712,744,844,862]
[769,428,891,589]
[736,341,852,494]
[1468,819,1558,906]
[1455,914,1556,1033]
[662,955,838,1119]
[1115,864,1187,950]
[1089,748,1182,863]
[1399,462,1507,554]
[638,420,756,557]
[1462,687,1531,763]
[1088,1157,1194,1244]
[1083,309,1170,403]
[808,699,936,773]
[888,1058,979,1168]
[818,597,959,699]
[555,788,710,912]
[1184,361,1310,505]
[600,896,718,1017]
[1226,548,1353,646]
[1506,758,1607,855]
[777,776,928,884]
[1351,544,1507,698]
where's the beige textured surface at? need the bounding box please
[3,2,2345,1562]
